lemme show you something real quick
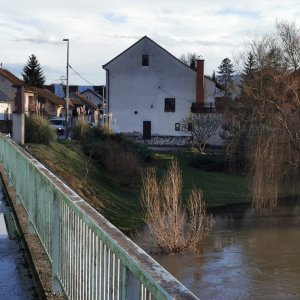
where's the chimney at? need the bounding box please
[196,59,204,104]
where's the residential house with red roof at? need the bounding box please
[0,67,66,133]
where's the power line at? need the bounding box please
[68,64,95,86]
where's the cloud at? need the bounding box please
[217,7,260,18]
[0,0,299,85]
[102,12,127,23]
[15,37,62,45]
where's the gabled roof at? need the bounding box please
[72,92,98,109]
[103,36,197,73]
[30,87,64,106]
[69,98,82,106]
[0,67,24,85]
[80,88,103,100]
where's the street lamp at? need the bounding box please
[62,38,69,139]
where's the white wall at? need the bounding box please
[81,90,103,108]
[0,76,17,100]
[0,103,12,120]
[106,38,200,136]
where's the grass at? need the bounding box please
[25,142,250,231]
[26,141,142,232]
[153,151,250,206]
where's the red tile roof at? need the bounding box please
[0,68,24,85]
[30,87,64,106]
[73,92,98,109]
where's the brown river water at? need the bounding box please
[154,201,300,300]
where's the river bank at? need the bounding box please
[26,141,250,232]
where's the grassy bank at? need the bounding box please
[153,151,250,206]
[26,142,142,231]
[26,142,250,231]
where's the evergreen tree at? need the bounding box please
[218,58,234,97]
[179,53,198,70]
[243,52,256,76]
[212,70,216,81]
[22,54,46,87]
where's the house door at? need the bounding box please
[143,121,151,139]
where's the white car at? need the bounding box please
[49,117,66,135]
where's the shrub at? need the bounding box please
[72,121,90,140]
[92,140,142,186]
[82,126,153,163]
[25,115,56,145]
[190,152,226,171]
[141,161,214,253]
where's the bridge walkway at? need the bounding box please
[0,178,39,299]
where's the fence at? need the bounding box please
[0,134,198,300]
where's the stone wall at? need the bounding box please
[128,134,191,147]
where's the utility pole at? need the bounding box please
[63,39,70,139]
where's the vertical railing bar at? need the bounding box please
[84,223,88,300]
[103,243,107,299]
[86,227,91,299]
[117,258,121,300]
[78,218,82,300]
[92,229,95,300]
[67,204,71,295]
[94,234,99,300]
[70,210,74,299]
[89,229,93,300]
[121,265,126,300]
[75,215,79,300]
[99,239,103,300]
[62,201,67,288]
[112,252,116,300]
[108,248,112,299]
[74,215,80,299]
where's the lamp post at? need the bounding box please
[62,38,69,139]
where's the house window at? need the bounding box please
[142,55,149,66]
[164,98,175,112]
[175,123,180,131]
[188,122,193,131]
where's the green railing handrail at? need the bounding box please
[0,134,199,300]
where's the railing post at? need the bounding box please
[122,267,140,300]
[52,192,62,292]
[27,171,35,234]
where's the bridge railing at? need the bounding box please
[0,134,198,300]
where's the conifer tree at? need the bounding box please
[179,53,198,70]
[243,52,256,76]
[218,58,234,97]
[22,54,46,87]
[212,70,216,81]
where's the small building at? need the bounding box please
[80,88,103,109]
[103,36,220,146]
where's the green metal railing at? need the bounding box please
[0,134,198,300]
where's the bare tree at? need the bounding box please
[182,113,222,154]
[229,20,300,211]
[140,161,214,253]
[179,53,199,70]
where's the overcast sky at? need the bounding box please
[1,0,299,85]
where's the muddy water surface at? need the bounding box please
[154,202,300,299]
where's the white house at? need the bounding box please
[80,88,103,108]
[103,36,220,146]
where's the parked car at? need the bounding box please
[49,117,66,135]
[87,122,96,128]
